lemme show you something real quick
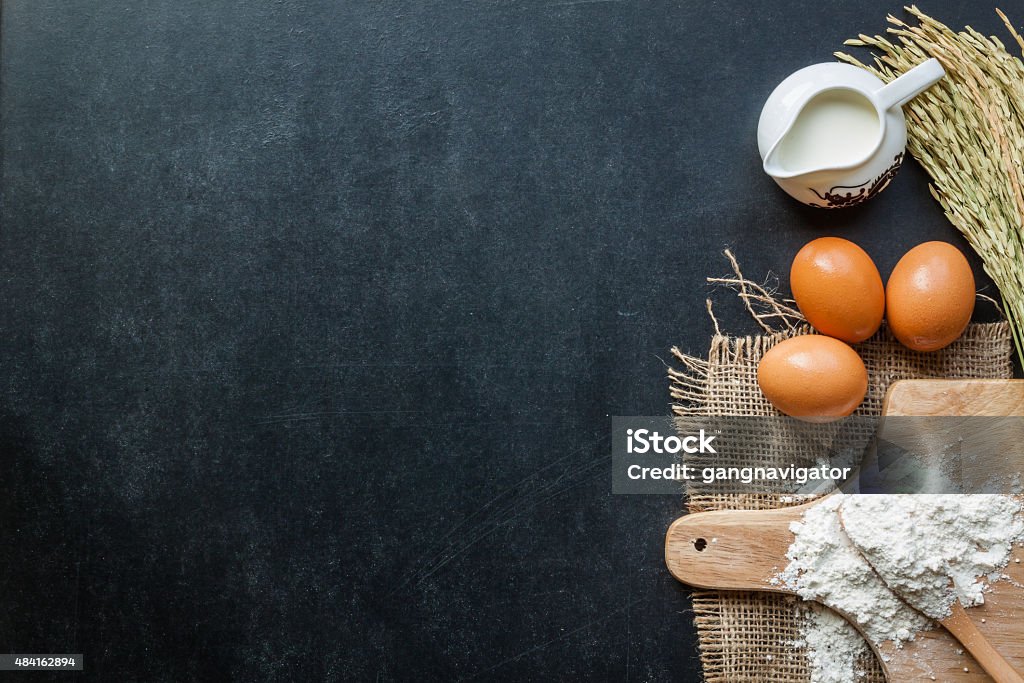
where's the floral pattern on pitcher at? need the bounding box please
[808,152,905,209]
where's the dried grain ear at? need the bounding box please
[668,252,1014,683]
[838,7,1024,366]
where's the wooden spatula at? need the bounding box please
[666,379,1024,682]
[857,379,1024,683]
[666,498,1024,681]
[884,379,1024,490]
[837,503,1024,683]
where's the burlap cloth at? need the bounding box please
[667,258,1014,682]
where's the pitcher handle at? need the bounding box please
[873,58,945,111]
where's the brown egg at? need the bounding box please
[757,335,868,422]
[886,241,975,352]
[790,237,884,343]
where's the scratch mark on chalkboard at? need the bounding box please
[459,596,643,681]
[72,560,82,646]
[625,579,632,682]
[548,0,624,6]
[472,588,572,610]
[386,434,611,597]
[410,452,607,589]
[253,409,427,425]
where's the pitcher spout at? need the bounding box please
[762,86,884,181]
[762,141,834,181]
[762,129,876,181]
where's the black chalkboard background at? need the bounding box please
[0,1,1013,681]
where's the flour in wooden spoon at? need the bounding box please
[778,493,1024,683]
[839,494,1024,620]
[775,496,931,646]
[797,602,870,683]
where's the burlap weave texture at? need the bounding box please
[669,315,1013,682]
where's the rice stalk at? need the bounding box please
[837,6,1024,365]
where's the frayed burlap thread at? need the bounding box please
[668,256,1013,683]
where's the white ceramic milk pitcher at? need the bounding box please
[757,58,945,208]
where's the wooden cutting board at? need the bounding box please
[665,379,1024,682]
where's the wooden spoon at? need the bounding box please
[666,499,1024,681]
[942,602,1024,683]
[837,503,1024,683]
[667,374,1024,681]
[869,378,1024,683]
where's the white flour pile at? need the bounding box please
[797,602,869,683]
[841,495,1024,619]
[777,494,1024,683]
[774,496,931,645]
